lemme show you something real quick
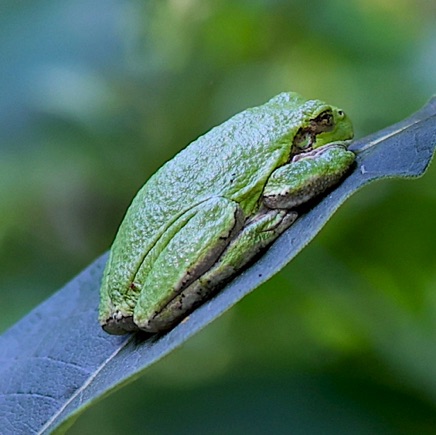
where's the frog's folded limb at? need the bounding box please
[263,144,355,209]
[145,208,297,332]
[133,197,243,331]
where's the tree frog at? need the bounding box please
[99,92,355,334]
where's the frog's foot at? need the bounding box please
[147,209,297,332]
[132,196,244,333]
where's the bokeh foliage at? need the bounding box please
[1,0,435,433]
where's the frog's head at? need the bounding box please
[292,101,354,154]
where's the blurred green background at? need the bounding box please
[1,0,436,433]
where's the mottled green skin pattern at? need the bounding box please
[99,92,355,334]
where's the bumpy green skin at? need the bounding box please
[99,92,355,334]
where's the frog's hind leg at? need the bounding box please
[133,196,243,332]
[147,208,297,332]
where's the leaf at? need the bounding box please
[1,97,435,435]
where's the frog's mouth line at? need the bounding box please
[292,110,335,154]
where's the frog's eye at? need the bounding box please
[337,110,345,119]
[315,111,334,128]
[292,110,335,154]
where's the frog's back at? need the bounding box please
[104,92,311,292]
[148,92,312,211]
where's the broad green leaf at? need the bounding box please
[0,97,435,434]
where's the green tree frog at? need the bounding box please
[99,92,355,334]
